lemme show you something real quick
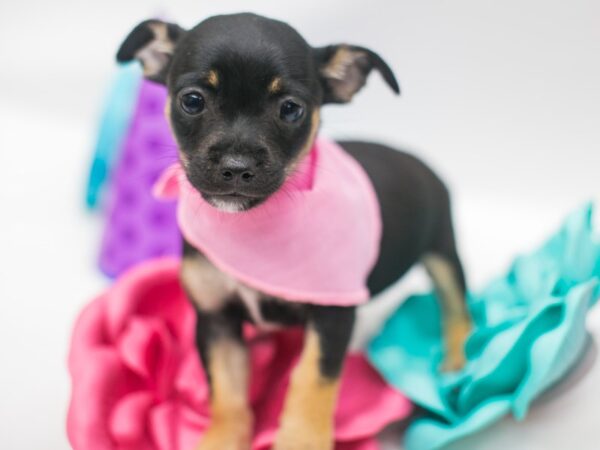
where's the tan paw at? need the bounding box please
[440,316,472,372]
[197,415,252,450]
[272,424,333,450]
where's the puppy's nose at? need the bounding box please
[220,155,255,183]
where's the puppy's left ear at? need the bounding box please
[116,19,186,83]
[314,45,399,104]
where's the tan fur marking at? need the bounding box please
[273,328,339,450]
[209,340,250,415]
[320,46,369,102]
[268,77,283,94]
[422,254,465,315]
[442,318,471,372]
[207,70,219,88]
[179,151,190,169]
[181,254,238,312]
[149,22,170,44]
[164,96,172,119]
[285,109,321,177]
[198,339,252,450]
[182,253,275,328]
[137,23,176,77]
[164,96,191,169]
[422,253,472,371]
[321,47,357,80]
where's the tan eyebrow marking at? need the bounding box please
[284,109,321,179]
[207,70,219,88]
[268,77,283,94]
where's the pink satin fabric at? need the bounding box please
[153,137,382,306]
[67,258,412,450]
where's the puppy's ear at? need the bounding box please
[314,45,399,104]
[116,19,186,83]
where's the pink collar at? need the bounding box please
[154,136,382,305]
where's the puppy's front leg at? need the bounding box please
[195,305,252,450]
[274,305,356,450]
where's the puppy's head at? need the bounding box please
[117,13,399,211]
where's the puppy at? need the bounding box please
[117,13,472,450]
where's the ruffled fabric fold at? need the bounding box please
[67,258,412,450]
[368,204,600,450]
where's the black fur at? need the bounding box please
[118,13,399,211]
[341,141,466,295]
[119,13,466,395]
[308,304,356,378]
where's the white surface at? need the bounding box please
[1,1,599,449]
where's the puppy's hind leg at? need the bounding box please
[423,205,472,372]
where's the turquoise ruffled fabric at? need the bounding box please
[85,62,142,208]
[368,204,600,450]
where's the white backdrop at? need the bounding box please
[1,1,599,449]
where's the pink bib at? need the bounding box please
[154,137,382,306]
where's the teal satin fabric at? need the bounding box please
[369,204,600,450]
[85,62,142,208]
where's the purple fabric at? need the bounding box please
[99,80,180,277]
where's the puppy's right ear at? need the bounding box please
[116,19,186,83]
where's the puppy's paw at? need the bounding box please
[440,316,472,373]
[197,415,252,450]
[272,423,333,450]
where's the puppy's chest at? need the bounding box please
[181,253,306,329]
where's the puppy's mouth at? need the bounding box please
[186,171,286,212]
[201,191,266,212]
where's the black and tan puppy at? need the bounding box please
[117,13,472,450]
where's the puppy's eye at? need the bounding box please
[280,100,304,123]
[180,92,205,115]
